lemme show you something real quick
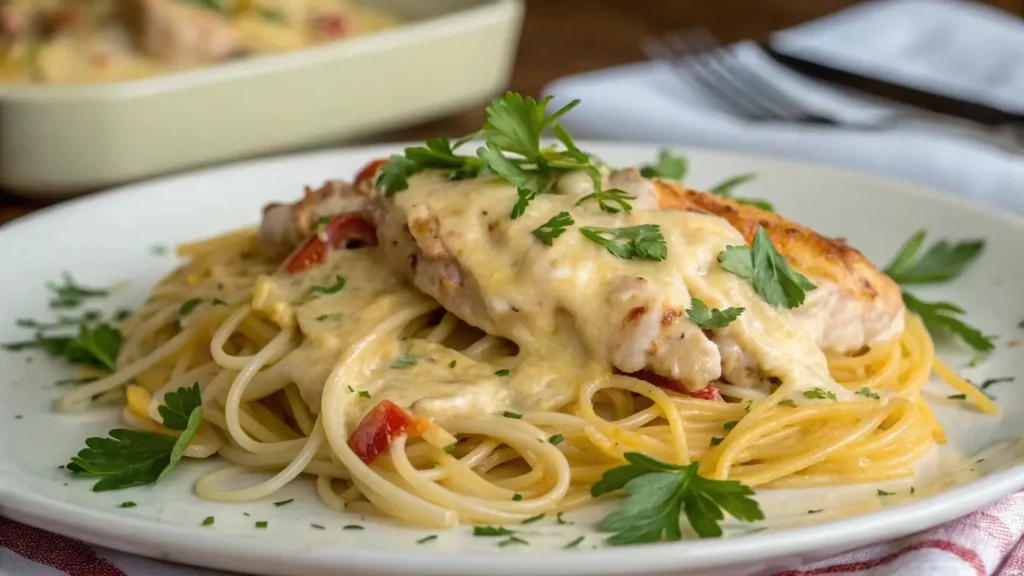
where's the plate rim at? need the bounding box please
[2,142,1022,575]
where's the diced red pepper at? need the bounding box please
[313,13,348,37]
[283,213,378,275]
[631,370,722,401]
[348,400,416,463]
[353,158,388,188]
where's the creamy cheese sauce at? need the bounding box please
[250,246,585,428]
[385,171,851,402]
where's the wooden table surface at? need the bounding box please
[1,0,1020,225]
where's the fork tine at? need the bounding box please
[652,32,773,120]
[684,30,804,121]
[642,36,747,118]
[690,29,815,122]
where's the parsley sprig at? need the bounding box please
[686,298,743,329]
[591,452,762,544]
[67,383,203,491]
[883,231,992,352]
[575,188,635,214]
[639,150,771,210]
[3,323,121,372]
[375,93,611,220]
[718,227,816,309]
[532,211,574,246]
[580,225,667,261]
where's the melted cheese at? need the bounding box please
[382,170,850,401]
[251,247,585,428]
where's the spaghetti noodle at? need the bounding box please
[54,218,992,528]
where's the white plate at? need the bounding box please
[1,144,1022,576]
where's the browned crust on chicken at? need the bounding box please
[652,179,903,313]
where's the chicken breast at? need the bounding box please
[257,165,903,396]
[652,180,905,354]
[124,0,239,65]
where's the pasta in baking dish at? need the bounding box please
[0,0,396,84]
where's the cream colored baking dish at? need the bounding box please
[0,0,524,198]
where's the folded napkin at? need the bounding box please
[541,0,1024,215]
[4,492,1024,576]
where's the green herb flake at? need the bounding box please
[495,369,510,376]
[512,493,523,501]
[119,501,136,508]
[563,535,585,549]
[391,354,417,369]
[580,224,667,261]
[776,399,796,407]
[877,489,895,496]
[202,516,215,526]
[686,298,744,329]
[273,498,294,507]
[803,388,837,402]
[521,513,545,524]
[856,387,880,400]
[416,534,438,544]
[310,523,325,530]
[710,437,724,446]
[498,535,529,547]
[343,524,364,530]
[532,211,575,246]
[502,411,523,419]
[358,390,371,399]
[310,275,346,297]
[177,298,202,319]
[548,434,565,445]
[255,521,268,529]
[473,526,515,536]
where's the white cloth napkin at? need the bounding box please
[541,0,1024,215]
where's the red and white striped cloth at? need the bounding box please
[3,492,1024,576]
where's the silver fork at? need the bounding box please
[642,29,845,126]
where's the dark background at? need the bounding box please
[1,0,1021,224]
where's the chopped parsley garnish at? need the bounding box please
[580,224,667,261]
[977,376,1014,400]
[708,173,756,198]
[181,0,226,13]
[416,534,438,544]
[47,273,109,308]
[722,421,738,431]
[498,536,529,547]
[856,387,880,400]
[315,313,342,322]
[343,524,364,530]
[877,489,895,496]
[119,501,136,508]
[311,523,325,530]
[55,376,100,386]
[591,452,762,543]
[177,298,202,318]
[391,354,417,369]
[512,493,523,501]
[576,188,635,214]
[639,150,687,180]
[803,388,837,402]
[776,399,796,407]
[211,298,228,307]
[495,369,510,376]
[443,442,457,454]
[502,411,522,419]
[718,227,816,309]
[532,211,574,246]
[710,437,724,446]
[548,434,564,445]
[884,231,992,352]
[521,513,545,524]
[358,390,371,399]
[376,93,608,221]
[310,275,346,296]
[686,298,743,329]
[202,516,215,526]
[66,383,202,491]
[948,393,967,400]
[273,498,294,507]
[564,535,585,549]
[314,216,331,240]
[556,512,572,525]
[473,526,515,536]
[255,521,268,529]
[911,486,916,495]
[448,360,457,368]
[3,323,122,372]
[807,509,823,514]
